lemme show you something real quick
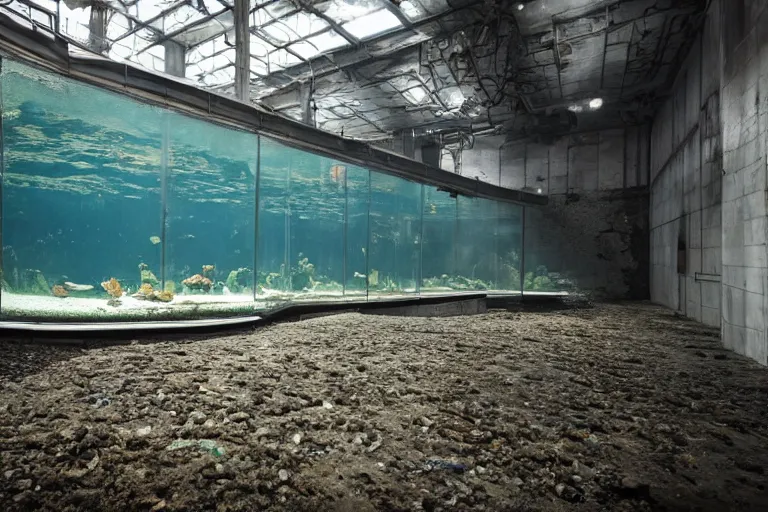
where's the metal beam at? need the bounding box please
[234,0,250,101]
[295,0,359,46]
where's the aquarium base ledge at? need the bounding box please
[0,315,262,334]
[0,293,583,342]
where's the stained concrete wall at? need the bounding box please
[650,0,768,365]
[447,128,650,299]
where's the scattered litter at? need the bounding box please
[165,439,225,457]
[425,459,467,473]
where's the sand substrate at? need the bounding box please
[1,302,767,511]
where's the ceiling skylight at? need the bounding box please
[342,9,401,40]
[289,29,349,59]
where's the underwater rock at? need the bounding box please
[225,267,252,293]
[182,274,213,293]
[101,278,123,299]
[22,269,49,295]
[202,265,215,280]
[138,263,160,287]
[63,281,94,292]
[292,257,316,291]
[51,285,69,298]
[368,269,379,287]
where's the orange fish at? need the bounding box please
[330,164,346,183]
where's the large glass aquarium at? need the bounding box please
[0,56,559,323]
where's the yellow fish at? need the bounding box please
[149,236,161,245]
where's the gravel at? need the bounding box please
[1,302,768,511]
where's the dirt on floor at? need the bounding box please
[1,302,768,512]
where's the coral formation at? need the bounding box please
[202,265,215,279]
[132,282,174,302]
[291,256,315,291]
[182,274,213,293]
[139,263,160,287]
[101,278,123,299]
[51,285,69,298]
[153,290,174,302]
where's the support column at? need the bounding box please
[88,3,108,54]
[234,0,250,101]
[164,41,186,78]
[299,81,315,127]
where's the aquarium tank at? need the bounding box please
[0,56,565,323]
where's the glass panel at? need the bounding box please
[454,197,498,292]
[523,207,573,295]
[344,165,369,299]
[367,172,421,299]
[0,59,164,321]
[256,137,291,310]
[420,187,457,294]
[496,202,523,293]
[164,113,257,319]
[288,149,345,303]
[288,30,349,60]
[341,9,402,40]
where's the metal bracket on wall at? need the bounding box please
[694,273,721,283]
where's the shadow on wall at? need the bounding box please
[525,188,650,299]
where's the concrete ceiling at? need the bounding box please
[4,0,708,141]
[256,0,708,140]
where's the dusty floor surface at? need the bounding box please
[1,302,768,511]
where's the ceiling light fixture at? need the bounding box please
[589,98,604,110]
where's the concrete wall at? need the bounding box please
[448,127,651,299]
[445,128,650,194]
[650,0,768,366]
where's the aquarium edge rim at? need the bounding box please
[0,12,547,207]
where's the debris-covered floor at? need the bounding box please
[2,303,768,511]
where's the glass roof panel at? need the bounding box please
[200,65,236,86]
[317,0,381,24]
[163,4,207,33]
[267,48,301,70]
[288,29,348,59]
[201,0,226,13]
[250,34,277,58]
[400,0,428,21]
[250,58,269,76]
[133,0,177,22]
[341,9,401,40]
[105,12,132,41]
[259,11,329,46]
[174,11,234,46]
[402,86,428,105]
[263,0,298,19]
[192,48,235,73]
[58,3,90,43]
[186,34,230,64]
